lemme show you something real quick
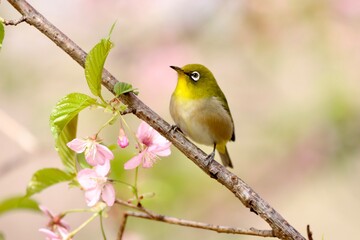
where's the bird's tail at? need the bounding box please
[216,144,233,168]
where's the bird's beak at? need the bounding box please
[170,65,183,73]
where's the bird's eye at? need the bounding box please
[190,71,200,81]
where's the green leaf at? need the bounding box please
[0,196,39,216]
[77,152,91,169]
[56,115,78,173]
[0,21,4,50]
[50,93,96,172]
[114,82,138,96]
[85,39,113,97]
[26,168,73,197]
[50,93,96,141]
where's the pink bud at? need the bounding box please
[117,128,129,148]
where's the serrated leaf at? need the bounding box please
[0,22,4,50]
[85,39,113,97]
[50,93,96,141]
[57,116,78,173]
[0,196,39,216]
[50,93,96,173]
[26,168,73,197]
[114,82,138,96]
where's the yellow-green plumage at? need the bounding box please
[170,64,235,168]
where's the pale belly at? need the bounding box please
[170,96,233,146]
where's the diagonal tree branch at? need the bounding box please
[5,1,307,239]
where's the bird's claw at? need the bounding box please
[168,124,183,134]
[204,151,215,166]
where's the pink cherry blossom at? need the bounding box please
[39,205,70,231]
[117,128,129,148]
[124,121,171,169]
[77,168,115,207]
[67,136,114,167]
[39,226,70,240]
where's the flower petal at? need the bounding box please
[142,151,156,168]
[59,219,71,232]
[101,183,115,206]
[84,142,98,166]
[58,226,70,238]
[136,121,154,145]
[39,228,60,239]
[155,147,171,156]
[77,168,98,189]
[124,152,144,170]
[85,187,102,207]
[39,205,54,219]
[148,141,171,157]
[136,121,149,139]
[67,138,87,153]
[96,144,114,164]
[95,159,111,177]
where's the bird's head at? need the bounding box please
[170,64,219,99]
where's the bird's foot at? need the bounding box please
[204,151,215,166]
[168,124,183,134]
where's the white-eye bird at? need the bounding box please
[169,64,235,168]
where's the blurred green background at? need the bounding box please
[1,0,360,239]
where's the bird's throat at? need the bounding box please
[174,76,203,100]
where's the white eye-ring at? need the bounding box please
[190,71,200,81]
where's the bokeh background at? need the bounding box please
[1,0,360,239]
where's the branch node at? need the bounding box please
[248,200,258,215]
[3,16,27,26]
[208,163,220,179]
[120,106,134,115]
[231,175,238,184]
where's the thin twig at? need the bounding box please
[3,16,26,26]
[115,198,274,238]
[5,1,307,239]
[117,212,128,240]
[120,211,275,239]
[115,199,155,217]
[306,225,313,240]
